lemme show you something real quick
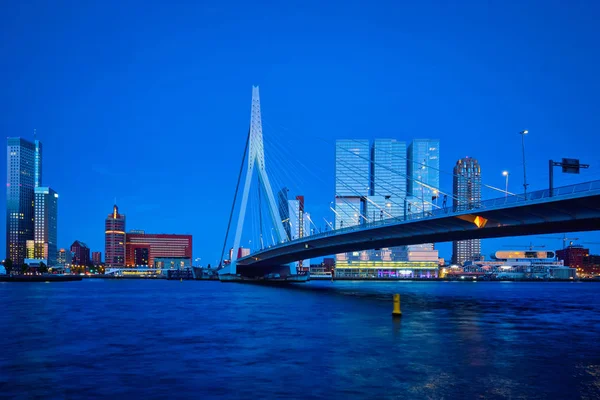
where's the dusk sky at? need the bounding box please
[2,0,600,264]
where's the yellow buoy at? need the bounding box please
[392,293,402,317]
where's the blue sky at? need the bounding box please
[1,0,600,264]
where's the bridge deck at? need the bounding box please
[237,180,600,267]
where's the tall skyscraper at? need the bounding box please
[452,157,482,264]
[34,139,42,188]
[335,140,370,229]
[407,139,440,215]
[405,139,440,254]
[33,187,58,266]
[6,138,41,265]
[368,139,407,221]
[105,205,126,267]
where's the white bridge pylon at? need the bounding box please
[226,86,290,276]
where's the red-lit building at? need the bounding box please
[555,245,600,276]
[105,205,126,267]
[556,245,589,270]
[71,240,90,266]
[125,233,192,267]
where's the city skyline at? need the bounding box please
[2,1,600,264]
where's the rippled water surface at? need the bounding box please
[2,280,600,399]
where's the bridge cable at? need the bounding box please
[219,127,250,268]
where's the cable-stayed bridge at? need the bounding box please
[218,87,600,281]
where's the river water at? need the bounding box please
[2,280,600,399]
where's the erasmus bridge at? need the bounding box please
[218,87,600,280]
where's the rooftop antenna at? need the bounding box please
[34,128,37,140]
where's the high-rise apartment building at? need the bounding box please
[452,157,482,264]
[6,138,41,265]
[335,140,370,229]
[33,187,58,266]
[125,233,192,267]
[105,204,126,267]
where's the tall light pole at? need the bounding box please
[502,171,509,197]
[520,130,529,198]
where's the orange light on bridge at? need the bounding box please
[456,214,488,228]
[474,215,488,228]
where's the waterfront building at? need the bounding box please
[334,259,439,279]
[6,137,41,265]
[406,139,440,257]
[335,140,369,229]
[57,248,73,267]
[154,257,191,269]
[372,139,406,219]
[462,250,575,279]
[407,139,440,215]
[105,204,126,267]
[125,233,192,267]
[92,251,102,265]
[556,245,600,277]
[33,187,58,266]
[334,138,438,267]
[70,240,90,266]
[452,157,482,265]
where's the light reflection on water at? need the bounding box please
[1,280,600,399]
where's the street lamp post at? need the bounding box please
[502,171,509,198]
[520,130,529,198]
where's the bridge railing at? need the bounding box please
[246,179,600,257]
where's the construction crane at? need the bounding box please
[535,235,579,249]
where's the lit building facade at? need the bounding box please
[71,240,90,266]
[57,248,73,267]
[407,139,440,214]
[371,139,406,219]
[6,138,41,266]
[452,157,482,264]
[334,138,439,266]
[33,187,58,266]
[105,205,126,267]
[406,139,440,256]
[125,233,192,267]
[335,140,369,229]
